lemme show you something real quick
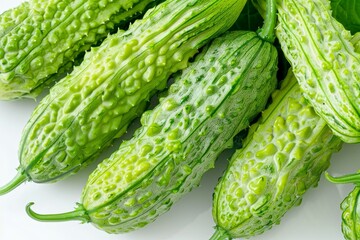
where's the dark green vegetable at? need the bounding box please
[211,68,343,239]
[25,20,279,232]
[331,0,360,34]
[0,0,162,100]
[0,0,246,195]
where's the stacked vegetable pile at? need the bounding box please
[1,0,360,239]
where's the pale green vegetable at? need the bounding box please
[309,23,360,240]
[326,173,360,240]
[0,0,162,100]
[0,0,246,195]
[25,23,278,233]
[253,0,360,143]
[211,69,343,239]
[351,32,360,52]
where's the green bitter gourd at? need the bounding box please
[211,68,343,239]
[0,0,163,100]
[253,0,360,144]
[0,0,247,195]
[351,32,360,52]
[25,19,279,233]
[306,29,360,240]
[326,172,360,240]
[341,186,360,240]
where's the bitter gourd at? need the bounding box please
[211,69,343,239]
[308,30,360,240]
[326,173,360,240]
[0,0,246,195]
[351,32,360,52]
[25,22,279,233]
[0,0,162,100]
[341,186,360,240]
[253,0,360,144]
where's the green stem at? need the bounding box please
[257,0,277,43]
[210,226,232,240]
[0,171,27,196]
[26,202,90,223]
[325,171,360,185]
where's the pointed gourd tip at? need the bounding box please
[325,171,360,185]
[0,171,27,196]
[26,202,37,219]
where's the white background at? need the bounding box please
[0,1,359,239]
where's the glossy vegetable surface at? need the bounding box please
[25,24,278,233]
[211,69,343,239]
[0,0,161,99]
[254,0,360,143]
[326,173,360,240]
[0,0,245,195]
[1,0,360,239]
[341,186,360,240]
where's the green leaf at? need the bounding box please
[331,0,360,34]
[230,1,263,31]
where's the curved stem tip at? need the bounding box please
[325,171,360,185]
[26,202,90,223]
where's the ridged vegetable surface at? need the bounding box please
[253,0,360,143]
[308,28,360,240]
[0,0,246,195]
[326,170,360,240]
[325,177,360,240]
[211,69,343,239]
[0,0,162,100]
[25,28,278,233]
[351,32,360,52]
[341,186,360,240]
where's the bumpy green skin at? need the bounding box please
[321,33,360,240]
[0,0,161,100]
[0,2,29,38]
[211,69,343,239]
[75,30,278,233]
[341,186,360,240]
[17,0,246,184]
[255,0,360,143]
[351,32,360,52]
